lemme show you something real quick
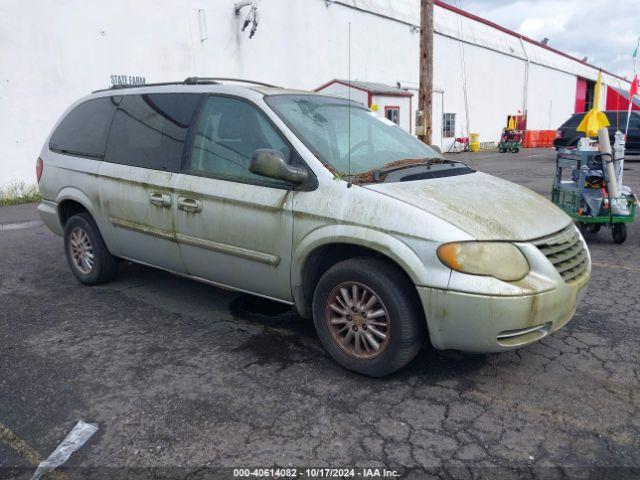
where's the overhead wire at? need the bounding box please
[455,0,473,164]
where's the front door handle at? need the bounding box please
[178,197,203,213]
[149,192,171,208]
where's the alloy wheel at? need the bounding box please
[69,227,94,274]
[325,282,391,359]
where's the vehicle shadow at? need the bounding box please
[229,293,490,380]
[113,262,491,380]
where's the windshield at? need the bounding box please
[265,94,441,176]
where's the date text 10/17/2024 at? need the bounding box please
[233,468,401,478]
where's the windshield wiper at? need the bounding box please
[370,157,465,180]
[349,157,468,184]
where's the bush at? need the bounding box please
[0,182,41,206]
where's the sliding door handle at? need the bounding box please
[149,192,172,208]
[178,197,203,213]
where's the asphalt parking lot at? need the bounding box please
[1,148,639,479]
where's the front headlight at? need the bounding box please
[437,242,530,282]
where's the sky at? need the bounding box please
[441,0,640,79]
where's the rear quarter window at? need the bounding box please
[49,97,118,158]
[105,93,202,172]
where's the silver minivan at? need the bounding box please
[37,78,591,376]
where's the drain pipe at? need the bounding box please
[518,36,530,120]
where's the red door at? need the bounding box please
[575,78,587,113]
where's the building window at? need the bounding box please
[385,106,400,125]
[443,113,456,138]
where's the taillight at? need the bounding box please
[555,130,563,139]
[36,157,43,183]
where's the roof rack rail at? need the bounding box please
[92,81,191,94]
[184,77,280,88]
[92,77,279,94]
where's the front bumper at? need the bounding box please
[417,276,589,352]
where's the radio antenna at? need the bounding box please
[347,21,353,188]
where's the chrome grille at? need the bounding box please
[533,225,589,283]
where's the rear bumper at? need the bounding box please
[37,200,63,236]
[417,276,589,352]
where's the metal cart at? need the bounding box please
[498,128,523,153]
[551,149,637,244]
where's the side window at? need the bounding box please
[49,97,118,158]
[105,93,202,171]
[188,96,291,186]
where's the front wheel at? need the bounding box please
[312,257,426,377]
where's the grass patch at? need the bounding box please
[0,182,41,206]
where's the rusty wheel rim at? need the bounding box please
[325,282,390,359]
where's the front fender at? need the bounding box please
[292,224,431,289]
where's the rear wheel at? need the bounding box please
[312,257,426,377]
[612,223,627,244]
[64,213,118,285]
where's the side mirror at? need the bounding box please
[249,149,309,185]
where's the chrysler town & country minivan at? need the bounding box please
[37,78,591,376]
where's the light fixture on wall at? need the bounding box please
[235,0,260,39]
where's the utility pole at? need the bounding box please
[418,0,433,145]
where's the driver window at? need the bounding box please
[189,96,291,185]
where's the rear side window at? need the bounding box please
[49,97,118,158]
[105,93,202,171]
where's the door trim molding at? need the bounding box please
[111,217,176,241]
[118,255,294,305]
[110,217,281,266]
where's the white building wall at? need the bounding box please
[526,64,576,131]
[434,35,525,151]
[0,0,631,188]
[0,0,420,188]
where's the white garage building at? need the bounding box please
[0,0,631,188]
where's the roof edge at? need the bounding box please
[434,0,629,84]
[315,79,414,97]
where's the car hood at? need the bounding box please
[364,171,571,241]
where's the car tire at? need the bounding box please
[64,213,118,285]
[612,223,627,244]
[312,257,426,377]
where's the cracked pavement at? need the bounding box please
[0,149,639,479]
